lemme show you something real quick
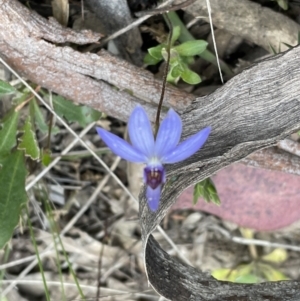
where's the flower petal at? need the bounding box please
[96,127,147,162]
[128,106,154,157]
[154,109,182,158]
[161,126,211,164]
[146,185,161,211]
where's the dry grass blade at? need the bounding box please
[205,0,223,83]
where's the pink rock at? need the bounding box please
[173,163,300,231]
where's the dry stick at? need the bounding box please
[241,146,300,176]
[210,224,300,252]
[205,0,223,84]
[135,0,196,17]
[0,280,157,300]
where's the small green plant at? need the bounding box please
[212,248,289,283]
[0,79,101,249]
[144,26,208,85]
[272,0,288,10]
[193,177,221,206]
[270,31,300,54]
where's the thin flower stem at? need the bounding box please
[155,13,172,137]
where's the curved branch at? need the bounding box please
[2,0,300,299]
[140,36,300,301]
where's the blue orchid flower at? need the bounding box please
[96,105,211,212]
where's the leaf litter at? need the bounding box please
[2,0,300,300]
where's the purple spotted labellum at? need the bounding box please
[96,106,211,211]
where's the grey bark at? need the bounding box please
[178,0,300,52]
[1,0,300,299]
[85,0,144,65]
[139,48,300,299]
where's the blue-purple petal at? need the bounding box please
[154,109,182,158]
[96,127,147,163]
[128,106,154,157]
[146,185,161,211]
[161,127,211,164]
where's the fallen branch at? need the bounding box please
[179,0,300,52]
[1,0,300,299]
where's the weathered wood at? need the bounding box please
[0,0,193,122]
[1,0,300,299]
[178,0,300,52]
[140,32,300,300]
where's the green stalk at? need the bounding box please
[165,11,233,76]
[26,207,51,301]
[45,200,66,301]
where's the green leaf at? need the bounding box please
[30,98,59,135]
[171,26,181,45]
[81,105,102,125]
[262,248,288,263]
[183,55,195,65]
[167,70,179,85]
[276,0,288,10]
[259,264,289,281]
[193,178,221,205]
[52,95,102,127]
[269,43,278,55]
[18,116,40,160]
[174,40,208,57]
[148,44,164,60]
[30,98,48,134]
[0,150,27,249]
[0,109,20,159]
[170,64,184,78]
[0,80,16,96]
[235,274,260,284]
[144,53,161,65]
[212,268,237,282]
[181,68,201,85]
[212,264,259,283]
[281,42,293,49]
[162,48,180,65]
